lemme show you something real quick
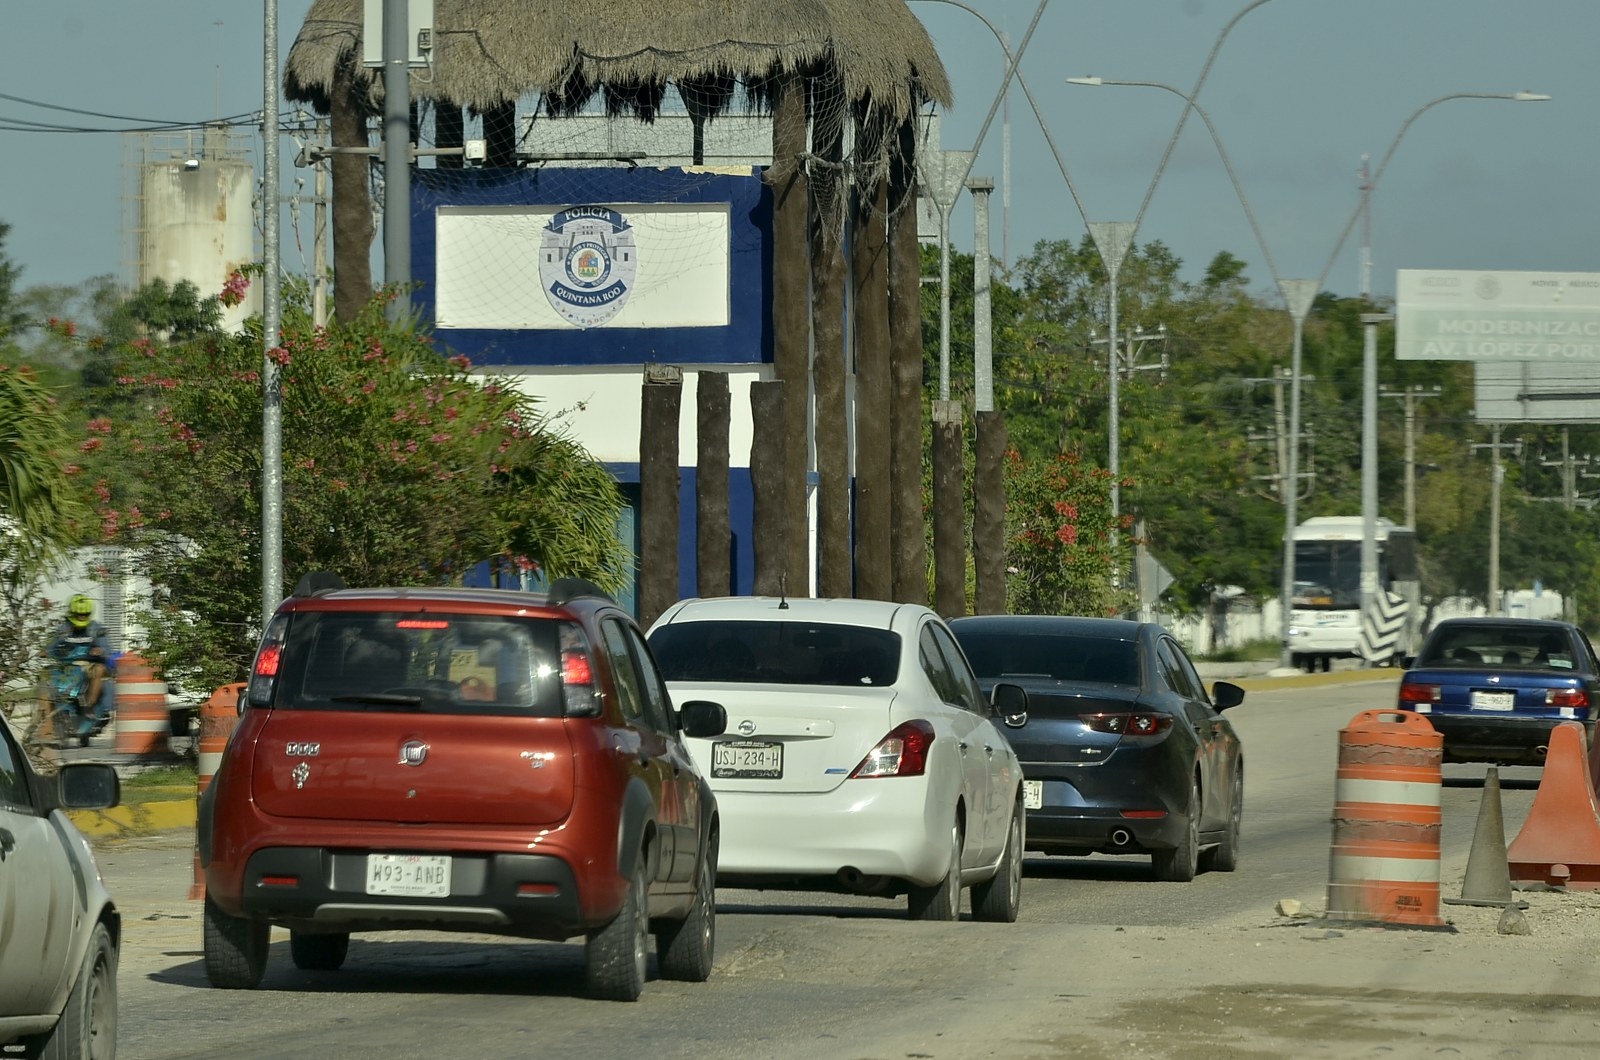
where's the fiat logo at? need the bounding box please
[737,719,757,736]
[399,741,429,766]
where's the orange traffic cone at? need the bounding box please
[1506,722,1600,889]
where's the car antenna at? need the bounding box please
[778,573,789,610]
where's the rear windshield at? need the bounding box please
[1419,625,1574,670]
[271,610,574,715]
[650,620,901,686]
[954,631,1138,686]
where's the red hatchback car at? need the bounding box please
[199,574,727,1001]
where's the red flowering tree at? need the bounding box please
[1003,447,1133,617]
[81,284,627,691]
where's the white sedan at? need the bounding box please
[0,718,122,1056]
[647,596,1029,921]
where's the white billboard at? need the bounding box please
[1474,361,1600,424]
[434,203,731,331]
[1396,270,1600,362]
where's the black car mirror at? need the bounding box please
[58,762,120,811]
[679,700,728,739]
[990,682,1029,728]
[1211,680,1246,711]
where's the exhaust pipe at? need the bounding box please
[1535,745,1549,758]
[1109,828,1133,847]
[837,866,864,889]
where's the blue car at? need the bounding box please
[1397,618,1599,765]
[948,616,1245,883]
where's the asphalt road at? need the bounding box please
[99,674,1573,1060]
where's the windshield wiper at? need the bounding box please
[329,693,424,707]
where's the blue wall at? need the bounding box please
[411,167,772,368]
[605,464,755,605]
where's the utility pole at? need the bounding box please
[1380,384,1442,530]
[312,122,329,330]
[382,0,412,324]
[1472,427,1521,616]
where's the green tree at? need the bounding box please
[1003,447,1131,617]
[0,221,27,341]
[83,286,628,691]
[0,361,89,687]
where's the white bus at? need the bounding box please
[1287,516,1418,672]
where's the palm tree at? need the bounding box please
[0,362,83,548]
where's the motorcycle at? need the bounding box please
[43,643,112,749]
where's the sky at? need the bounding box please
[0,0,1595,306]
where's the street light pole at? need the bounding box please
[1277,280,1318,670]
[261,0,283,627]
[1087,221,1136,519]
[1360,312,1394,627]
[1319,91,1549,640]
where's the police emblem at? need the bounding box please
[539,206,639,328]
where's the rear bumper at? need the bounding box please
[1411,710,1594,765]
[1021,756,1191,854]
[1024,807,1187,853]
[712,776,952,888]
[237,847,593,939]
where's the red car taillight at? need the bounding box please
[850,720,936,778]
[1398,682,1441,704]
[561,648,600,716]
[1547,687,1590,709]
[245,616,289,708]
[1080,713,1173,737]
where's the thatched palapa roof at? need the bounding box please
[283,0,951,121]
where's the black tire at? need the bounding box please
[971,803,1024,923]
[1152,779,1201,883]
[27,922,116,1060]
[203,895,270,989]
[290,931,350,971]
[908,817,963,921]
[656,831,717,982]
[1202,763,1244,873]
[585,862,649,1001]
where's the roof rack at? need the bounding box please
[546,577,615,606]
[293,571,347,597]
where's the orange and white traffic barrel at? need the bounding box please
[113,652,169,755]
[1326,708,1445,927]
[190,681,246,901]
[197,682,245,795]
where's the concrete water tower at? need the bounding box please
[126,124,260,332]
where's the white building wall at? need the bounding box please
[497,364,775,466]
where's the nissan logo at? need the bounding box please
[737,719,757,736]
[399,740,429,766]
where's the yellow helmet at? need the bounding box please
[67,593,94,629]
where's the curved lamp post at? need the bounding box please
[1063,77,1548,667]
[1318,91,1548,637]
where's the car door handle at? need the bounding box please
[0,827,12,857]
[959,741,970,753]
[984,745,995,756]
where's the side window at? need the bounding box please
[1156,640,1200,699]
[625,625,674,733]
[919,625,961,706]
[0,725,33,812]
[599,619,646,725]
[930,624,986,714]
[1171,641,1214,709]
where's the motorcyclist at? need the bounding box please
[48,593,117,736]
